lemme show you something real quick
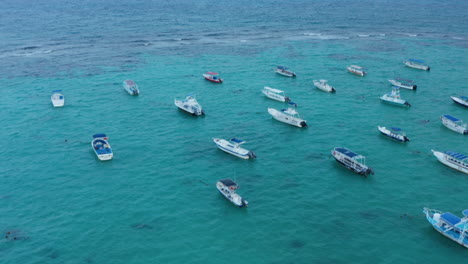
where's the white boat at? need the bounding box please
[51,90,64,107]
[174,96,204,116]
[380,87,411,107]
[440,115,468,134]
[313,80,336,93]
[203,72,223,83]
[262,87,291,102]
[377,126,410,142]
[431,150,468,174]
[216,179,248,207]
[91,134,113,161]
[267,103,307,128]
[423,208,468,248]
[213,138,256,159]
[347,65,366,76]
[388,78,417,90]
[331,147,374,176]
[123,80,140,95]
[451,96,468,108]
[275,66,296,77]
[404,59,430,71]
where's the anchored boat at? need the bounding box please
[331,147,374,176]
[91,134,113,161]
[123,80,140,95]
[267,102,307,128]
[378,126,410,142]
[404,59,430,71]
[440,115,468,134]
[213,138,256,159]
[380,87,411,107]
[347,65,366,76]
[174,96,204,116]
[423,208,468,248]
[451,96,468,108]
[216,179,248,207]
[51,90,64,107]
[203,72,223,83]
[431,150,468,174]
[275,66,296,77]
[262,86,291,102]
[313,79,336,93]
[388,78,417,90]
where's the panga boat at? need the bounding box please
[262,86,291,102]
[174,96,204,116]
[51,90,64,107]
[123,80,140,95]
[451,96,468,108]
[388,78,417,90]
[347,65,366,76]
[216,179,248,207]
[440,115,468,134]
[275,66,296,77]
[431,150,468,174]
[378,126,410,142]
[267,102,307,128]
[403,59,430,71]
[203,72,223,83]
[380,87,411,107]
[313,80,336,93]
[92,134,113,161]
[331,147,374,176]
[423,208,468,248]
[213,138,256,159]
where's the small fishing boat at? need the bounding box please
[403,59,430,71]
[388,78,417,90]
[423,208,468,248]
[440,115,468,134]
[347,65,366,76]
[275,66,296,77]
[431,150,468,174]
[451,96,468,108]
[91,134,113,161]
[123,80,140,95]
[313,79,336,93]
[213,138,256,159]
[331,147,374,176]
[380,87,411,107]
[51,90,64,107]
[377,126,410,142]
[216,179,248,207]
[174,96,204,116]
[262,86,291,102]
[203,72,223,83]
[267,102,307,128]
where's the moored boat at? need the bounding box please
[313,79,336,93]
[380,87,411,107]
[431,150,468,174]
[267,102,307,128]
[123,80,140,95]
[51,90,65,107]
[174,96,204,116]
[378,126,410,142]
[347,65,366,76]
[331,147,374,176]
[91,134,113,161]
[451,96,468,108]
[275,66,296,77]
[440,115,468,134]
[216,179,248,207]
[213,138,256,159]
[262,86,291,102]
[423,207,468,248]
[403,59,430,71]
[203,72,223,83]
[388,78,417,90]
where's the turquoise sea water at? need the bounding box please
[1,1,467,263]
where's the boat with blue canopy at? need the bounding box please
[213,138,256,159]
[331,147,374,176]
[451,96,468,108]
[423,208,468,248]
[403,59,430,71]
[91,134,113,161]
[431,150,468,174]
[440,114,468,134]
[388,78,417,90]
[275,66,296,77]
[377,126,410,142]
[51,90,64,107]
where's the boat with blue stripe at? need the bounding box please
[403,58,430,71]
[331,147,374,176]
[440,114,468,134]
[431,150,468,174]
[213,138,256,159]
[378,126,410,142]
[92,134,113,161]
[451,95,468,108]
[423,208,468,248]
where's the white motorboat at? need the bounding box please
[313,79,336,93]
[347,65,366,76]
[123,80,140,95]
[51,90,64,107]
[403,59,430,71]
[262,86,291,102]
[331,147,374,176]
[174,96,204,116]
[431,150,468,174]
[377,126,410,142]
[267,103,307,128]
[423,208,468,248]
[203,72,223,83]
[91,134,113,161]
[216,179,248,207]
[388,78,417,90]
[451,96,468,108]
[380,87,411,107]
[213,138,256,159]
[440,115,468,134]
[275,66,296,77]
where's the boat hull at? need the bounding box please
[347,68,365,76]
[441,118,468,134]
[404,61,430,71]
[451,96,468,108]
[213,138,254,159]
[388,80,417,90]
[262,89,290,102]
[203,74,223,83]
[432,150,468,174]
[380,95,411,107]
[174,99,204,116]
[313,81,336,93]
[275,69,296,77]
[378,126,409,142]
[267,108,307,128]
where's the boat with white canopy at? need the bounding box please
[216,179,248,207]
[388,78,417,90]
[174,95,205,116]
[203,72,223,83]
[380,87,411,107]
[267,102,307,128]
[313,79,336,93]
[423,208,468,248]
[262,87,291,102]
[347,65,366,76]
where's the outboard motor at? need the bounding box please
[241,199,248,207]
[366,168,375,175]
[285,96,291,102]
[404,102,411,107]
[248,151,256,159]
[300,121,308,128]
[413,85,417,90]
